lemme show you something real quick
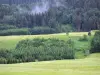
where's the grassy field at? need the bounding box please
[0,31,100,75]
[0,32,91,58]
[0,32,89,49]
[0,53,100,75]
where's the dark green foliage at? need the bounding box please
[30,27,56,35]
[0,28,29,36]
[0,26,57,35]
[0,49,12,58]
[0,38,75,64]
[15,38,75,61]
[0,49,14,64]
[57,24,74,33]
[0,24,17,30]
[0,0,100,33]
[90,31,100,53]
[0,58,7,64]
[79,35,88,41]
[88,31,91,36]
[0,49,28,64]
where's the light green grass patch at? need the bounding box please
[0,32,99,75]
[0,32,89,49]
[0,32,92,58]
[0,53,100,75]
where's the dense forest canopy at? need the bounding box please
[0,0,100,35]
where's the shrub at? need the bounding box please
[0,49,12,58]
[0,28,29,36]
[90,31,100,53]
[0,49,22,64]
[15,38,75,62]
[30,26,56,35]
[79,35,88,41]
[57,24,74,33]
[0,58,7,64]
[0,38,75,64]
[7,58,20,64]
[88,31,91,36]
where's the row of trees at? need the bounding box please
[0,0,100,33]
[0,24,73,35]
[0,24,58,35]
[0,38,75,64]
[72,0,100,31]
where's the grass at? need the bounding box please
[0,32,89,49]
[0,31,100,75]
[0,53,100,75]
[0,32,90,58]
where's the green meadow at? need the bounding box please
[0,31,100,75]
[0,53,100,75]
[0,32,90,58]
[0,32,90,49]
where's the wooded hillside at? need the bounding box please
[0,0,100,35]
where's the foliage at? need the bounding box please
[30,26,56,35]
[75,47,90,59]
[0,24,17,30]
[58,24,74,33]
[0,38,75,64]
[90,31,100,53]
[78,35,88,41]
[15,38,75,61]
[0,26,57,35]
[0,53,100,75]
[0,28,29,36]
[0,57,7,64]
[0,0,100,34]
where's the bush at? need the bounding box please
[61,25,74,32]
[30,26,56,35]
[7,58,22,64]
[90,31,100,53]
[0,49,22,64]
[0,28,29,36]
[15,38,75,61]
[0,38,75,64]
[57,24,75,33]
[0,49,12,58]
[0,58,7,64]
[79,35,88,41]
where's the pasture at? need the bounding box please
[0,32,92,59]
[0,53,100,75]
[0,31,100,75]
[0,32,89,49]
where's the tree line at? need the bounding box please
[0,0,100,35]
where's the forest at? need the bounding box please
[0,0,100,35]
